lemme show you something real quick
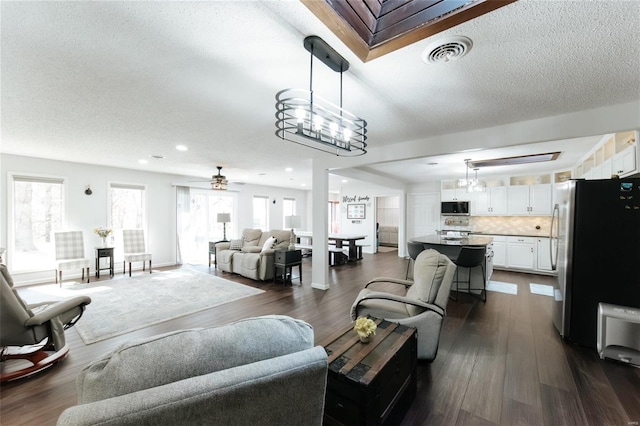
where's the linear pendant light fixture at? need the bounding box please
[275,36,367,156]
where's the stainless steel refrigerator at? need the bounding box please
[551,178,640,348]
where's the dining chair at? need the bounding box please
[54,231,91,286]
[122,229,152,277]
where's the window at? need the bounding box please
[328,201,339,233]
[252,196,269,231]
[109,183,146,260]
[282,197,296,228]
[109,183,146,231]
[9,174,64,272]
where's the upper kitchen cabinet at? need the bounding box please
[507,176,552,215]
[473,186,507,215]
[441,182,474,201]
[575,130,638,179]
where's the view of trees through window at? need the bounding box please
[11,176,64,272]
[109,183,146,260]
[110,185,144,231]
[178,189,234,264]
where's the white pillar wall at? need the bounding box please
[311,160,330,290]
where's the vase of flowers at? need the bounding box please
[354,317,377,343]
[94,227,112,247]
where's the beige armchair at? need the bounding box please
[351,249,456,361]
[1,264,91,382]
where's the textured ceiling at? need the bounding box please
[1,1,639,191]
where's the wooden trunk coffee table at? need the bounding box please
[319,318,417,425]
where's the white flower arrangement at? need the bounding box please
[94,227,112,239]
[354,317,377,339]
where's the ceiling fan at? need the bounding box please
[189,166,229,190]
[208,166,228,190]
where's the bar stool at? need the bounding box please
[451,246,486,302]
[406,241,426,279]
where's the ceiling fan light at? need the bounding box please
[210,166,228,191]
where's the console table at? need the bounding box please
[273,249,302,285]
[95,247,114,278]
[320,319,417,425]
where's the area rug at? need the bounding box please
[529,283,554,297]
[18,269,264,344]
[486,280,518,295]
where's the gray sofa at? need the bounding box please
[57,315,328,425]
[216,228,292,281]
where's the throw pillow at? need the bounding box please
[229,239,243,250]
[261,236,277,252]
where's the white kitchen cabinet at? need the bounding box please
[612,145,636,177]
[536,237,552,271]
[473,186,507,215]
[441,188,471,201]
[506,236,535,269]
[507,184,552,215]
[488,235,506,267]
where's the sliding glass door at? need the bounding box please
[177,188,235,265]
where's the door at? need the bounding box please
[407,193,439,239]
[536,238,552,270]
[507,186,530,215]
[489,186,508,214]
[530,184,552,215]
[552,181,575,338]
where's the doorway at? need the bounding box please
[177,189,235,265]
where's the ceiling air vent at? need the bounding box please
[422,36,473,64]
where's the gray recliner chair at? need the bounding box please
[351,249,456,361]
[0,264,91,382]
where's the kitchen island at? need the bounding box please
[410,234,494,298]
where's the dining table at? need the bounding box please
[328,233,366,262]
[293,231,367,262]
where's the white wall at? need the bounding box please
[1,154,308,285]
[338,178,405,256]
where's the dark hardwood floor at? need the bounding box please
[1,251,639,425]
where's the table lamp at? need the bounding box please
[217,213,231,241]
[284,215,301,250]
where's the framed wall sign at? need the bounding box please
[347,204,366,219]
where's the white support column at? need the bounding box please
[311,161,330,290]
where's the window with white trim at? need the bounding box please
[109,183,146,232]
[282,197,296,228]
[9,174,65,272]
[252,195,269,231]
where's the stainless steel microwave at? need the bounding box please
[441,201,470,216]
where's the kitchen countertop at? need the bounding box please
[411,234,493,247]
[470,232,549,238]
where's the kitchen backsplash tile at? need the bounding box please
[471,216,552,236]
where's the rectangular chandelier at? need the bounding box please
[275,36,367,156]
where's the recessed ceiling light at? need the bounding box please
[138,159,148,164]
[341,179,348,183]
[285,167,293,172]
[301,183,306,187]
[176,145,188,151]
